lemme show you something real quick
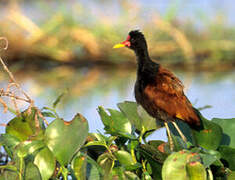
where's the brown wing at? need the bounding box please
[144,66,200,126]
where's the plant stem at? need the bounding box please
[19,157,23,180]
[131,148,137,163]
[62,166,68,180]
[139,126,145,143]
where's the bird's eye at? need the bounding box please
[131,38,136,44]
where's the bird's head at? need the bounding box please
[113,30,147,51]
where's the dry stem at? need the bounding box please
[0,37,48,125]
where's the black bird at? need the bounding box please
[113,30,200,150]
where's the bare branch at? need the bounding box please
[0,98,8,113]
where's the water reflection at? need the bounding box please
[0,67,235,141]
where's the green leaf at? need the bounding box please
[0,168,19,180]
[71,153,86,180]
[41,111,56,118]
[97,153,114,177]
[162,150,201,180]
[53,90,68,109]
[192,115,223,150]
[0,134,20,158]
[86,155,102,179]
[138,145,163,179]
[6,108,43,141]
[212,118,235,148]
[71,153,102,180]
[217,145,235,171]
[137,105,159,131]
[34,147,56,180]
[45,113,88,166]
[112,167,140,180]
[114,150,135,166]
[199,153,218,168]
[186,161,207,180]
[97,106,132,137]
[24,162,42,180]
[85,141,106,147]
[228,171,235,180]
[117,101,142,131]
[17,140,45,158]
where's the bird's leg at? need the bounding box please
[172,121,187,143]
[164,122,174,151]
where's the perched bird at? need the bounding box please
[113,30,200,150]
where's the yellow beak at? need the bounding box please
[113,43,125,49]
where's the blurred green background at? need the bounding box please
[0,0,235,139]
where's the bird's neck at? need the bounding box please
[135,47,151,70]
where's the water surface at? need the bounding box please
[0,67,234,141]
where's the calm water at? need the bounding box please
[0,68,235,141]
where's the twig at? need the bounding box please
[0,91,31,103]
[0,98,8,113]
[0,37,34,106]
[0,56,33,104]
[36,108,49,126]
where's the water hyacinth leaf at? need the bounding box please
[162,150,200,180]
[85,141,106,147]
[140,144,167,163]
[6,112,36,141]
[24,162,42,180]
[123,171,140,180]
[217,145,235,171]
[97,153,114,177]
[86,155,102,180]
[186,161,207,180]
[124,163,142,171]
[71,153,86,180]
[0,169,19,180]
[228,171,235,180]
[114,150,135,167]
[17,140,45,158]
[138,145,163,179]
[34,147,56,180]
[117,101,142,131]
[0,134,20,158]
[106,108,132,135]
[97,106,132,137]
[137,105,159,131]
[112,167,140,180]
[72,153,102,180]
[45,113,88,166]
[192,115,222,150]
[212,118,235,148]
[0,165,19,180]
[148,140,170,157]
[6,108,43,141]
[199,153,218,168]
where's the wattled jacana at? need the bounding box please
[113,30,200,150]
